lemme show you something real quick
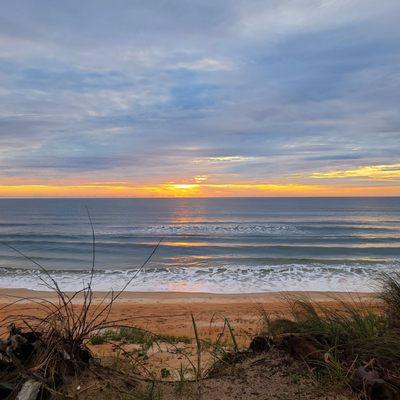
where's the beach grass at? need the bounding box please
[259,274,400,394]
[89,326,191,346]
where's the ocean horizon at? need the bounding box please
[0,197,399,293]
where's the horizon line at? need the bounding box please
[0,195,399,199]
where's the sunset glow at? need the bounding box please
[0,1,399,198]
[0,181,399,198]
[311,164,400,181]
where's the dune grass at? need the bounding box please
[260,273,400,391]
[89,326,191,346]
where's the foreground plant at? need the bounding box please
[0,210,162,399]
[259,279,400,399]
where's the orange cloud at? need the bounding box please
[311,163,400,181]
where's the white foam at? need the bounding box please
[124,223,298,235]
[0,263,397,293]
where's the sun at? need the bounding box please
[171,184,199,190]
[162,183,201,197]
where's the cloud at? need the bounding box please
[193,156,258,163]
[0,1,399,195]
[173,58,233,72]
[311,163,400,182]
[236,0,398,38]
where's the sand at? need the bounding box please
[0,289,375,399]
[0,289,378,340]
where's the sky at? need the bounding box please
[1,0,400,197]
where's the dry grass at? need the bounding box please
[259,275,400,394]
[0,209,162,398]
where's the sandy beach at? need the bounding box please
[0,289,378,340]
[0,288,387,399]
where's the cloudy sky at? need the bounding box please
[1,0,400,197]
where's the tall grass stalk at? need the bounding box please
[225,318,239,353]
[0,208,162,396]
[191,314,202,381]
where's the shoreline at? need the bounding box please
[0,288,377,303]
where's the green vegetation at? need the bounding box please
[89,326,191,347]
[260,273,400,392]
[191,313,202,381]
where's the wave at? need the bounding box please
[0,198,399,293]
[122,223,301,235]
[0,262,399,293]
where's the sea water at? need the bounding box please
[0,197,398,292]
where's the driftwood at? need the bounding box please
[16,380,41,400]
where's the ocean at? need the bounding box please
[0,197,399,293]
